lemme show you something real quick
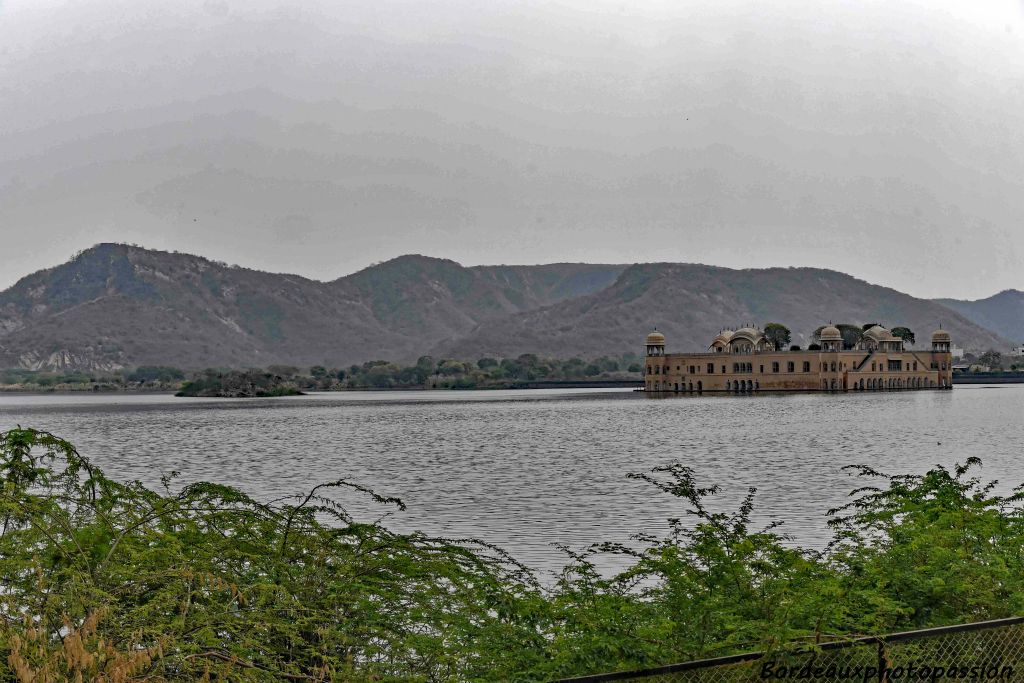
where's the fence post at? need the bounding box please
[877,640,887,683]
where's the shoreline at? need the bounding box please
[1,374,1021,394]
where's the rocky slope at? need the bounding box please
[0,244,624,370]
[0,245,1014,371]
[934,290,1024,345]
[433,263,1013,360]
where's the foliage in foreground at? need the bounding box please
[2,429,1024,681]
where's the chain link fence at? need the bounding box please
[553,617,1024,683]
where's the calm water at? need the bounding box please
[2,386,1022,579]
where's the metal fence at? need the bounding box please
[553,617,1024,683]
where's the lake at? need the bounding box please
[2,385,1022,580]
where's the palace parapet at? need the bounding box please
[643,325,953,393]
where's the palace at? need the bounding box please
[643,325,953,393]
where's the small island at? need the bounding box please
[175,369,304,398]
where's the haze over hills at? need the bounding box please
[433,263,1012,361]
[0,244,624,370]
[934,290,1024,345]
[0,244,1013,371]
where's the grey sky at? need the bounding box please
[1,0,1022,299]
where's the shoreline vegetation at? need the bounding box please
[0,354,645,395]
[1,355,1022,396]
[4,428,1024,680]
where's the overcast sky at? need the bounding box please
[1,0,1022,299]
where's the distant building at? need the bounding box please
[951,345,965,360]
[643,325,954,392]
[1009,344,1024,357]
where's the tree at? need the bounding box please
[437,360,466,376]
[477,357,498,370]
[763,322,791,350]
[126,366,185,383]
[978,350,1003,370]
[517,353,539,366]
[861,322,880,331]
[836,324,863,349]
[309,365,328,379]
[891,327,915,345]
[266,364,300,378]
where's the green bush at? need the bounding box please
[0,429,541,681]
[4,429,1023,681]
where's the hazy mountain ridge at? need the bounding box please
[433,263,1012,360]
[0,245,624,370]
[0,244,394,370]
[0,245,1014,371]
[933,290,1024,345]
[337,255,626,341]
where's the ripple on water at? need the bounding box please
[1,386,1022,579]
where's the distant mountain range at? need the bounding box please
[934,290,1024,346]
[0,244,1015,371]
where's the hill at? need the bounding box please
[0,244,624,370]
[934,290,1024,345]
[433,263,1012,360]
[0,246,1013,371]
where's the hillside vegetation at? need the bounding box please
[435,263,1010,360]
[0,244,1012,371]
[935,289,1024,344]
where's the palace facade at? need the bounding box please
[643,325,953,393]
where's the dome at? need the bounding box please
[731,326,763,342]
[710,330,734,345]
[819,325,842,342]
[645,330,666,345]
[931,329,951,342]
[863,325,889,341]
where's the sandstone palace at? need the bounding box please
[643,325,953,393]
